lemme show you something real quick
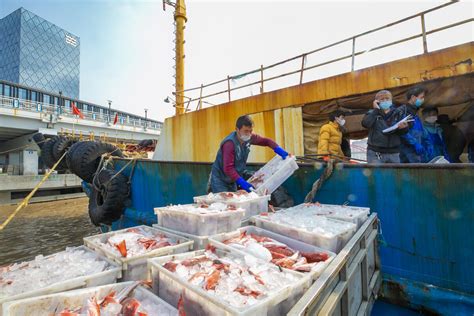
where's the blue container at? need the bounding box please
[112,159,474,314]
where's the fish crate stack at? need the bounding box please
[210,226,336,280]
[148,240,312,316]
[0,246,121,314]
[2,281,178,316]
[83,225,193,281]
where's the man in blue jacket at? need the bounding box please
[399,86,430,163]
[421,107,450,162]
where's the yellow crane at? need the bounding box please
[163,0,187,115]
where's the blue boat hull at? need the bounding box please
[112,159,474,314]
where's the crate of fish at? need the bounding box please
[252,211,357,253]
[154,203,245,236]
[284,203,370,228]
[2,281,178,316]
[248,155,299,195]
[153,225,211,251]
[0,246,121,312]
[83,225,194,281]
[148,241,311,316]
[193,191,270,219]
[210,226,335,280]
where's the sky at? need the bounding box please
[0,0,472,122]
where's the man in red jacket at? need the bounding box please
[210,115,289,193]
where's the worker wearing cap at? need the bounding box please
[210,115,289,193]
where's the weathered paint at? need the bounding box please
[154,42,473,162]
[112,159,474,314]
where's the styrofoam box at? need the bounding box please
[84,225,194,281]
[210,226,336,280]
[0,246,121,313]
[153,225,212,251]
[248,155,299,195]
[154,204,245,236]
[148,240,312,316]
[2,281,177,316]
[285,203,370,228]
[252,215,357,253]
[193,194,270,219]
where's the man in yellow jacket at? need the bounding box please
[317,110,346,160]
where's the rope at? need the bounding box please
[304,159,335,203]
[0,151,67,231]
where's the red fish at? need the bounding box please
[205,269,220,290]
[248,270,265,285]
[300,252,329,263]
[272,257,296,269]
[181,256,210,267]
[99,290,118,307]
[250,234,273,243]
[115,240,127,257]
[121,298,141,316]
[205,244,216,253]
[234,286,261,298]
[164,261,178,272]
[178,294,186,316]
[58,310,79,316]
[263,245,294,257]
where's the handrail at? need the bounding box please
[0,95,162,131]
[173,1,472,110]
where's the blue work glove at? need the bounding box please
[274,146,289,159]
[414,143,424,155]
[236,177,254,193]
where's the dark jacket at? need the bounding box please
[439,123,466,163]
[361,107,408,153]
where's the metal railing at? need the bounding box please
[0,95,162,131]
[175,1,472,111]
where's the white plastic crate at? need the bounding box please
[154,204,245,236]
[153,224,212,251]
[252,214,357,253]
[83,225,193,281]
[248,155,299,195]
[193,193,270,219]
[2,281,178,316]
[0,246,121,314]
[210,226,335,280]
[284,203,370,228]
[148,240,311,316]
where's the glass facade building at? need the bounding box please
[0,8,80,99]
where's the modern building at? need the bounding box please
[0,7,80,99]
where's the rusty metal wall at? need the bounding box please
[154,42,473,162]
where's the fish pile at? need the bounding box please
[53,282,175,316]
[258,210,356,238]
[222,231,330,272]
[0,247,112,299]
[162,246,300,308]
[198,190,261,203]
[164,202,243,215]
[89,227,178,258]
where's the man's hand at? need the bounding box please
[274,146,289,159]
[398,121,408,129]
[373,100,380,109]
[414,143,424,155]
[236,177,254,192]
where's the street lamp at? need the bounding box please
[144,108,148,131]
[58,90,62,117]
[107,100,112,125]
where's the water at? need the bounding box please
[0,197,99,266]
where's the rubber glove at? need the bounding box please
[274,146,289,159]
[323,156,330,162]
[414,143,424,155]
[236,177,254,192]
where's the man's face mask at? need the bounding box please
[425,116,437,124]
[379,100,392,110]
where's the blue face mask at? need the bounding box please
[415,98,424,108]
[379,101,392,110]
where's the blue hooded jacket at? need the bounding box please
[399,104,430,163]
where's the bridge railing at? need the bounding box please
[175,1,473,112]
[0,95,162,131]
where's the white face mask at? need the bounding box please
[425,116,437,124]
[336,118,346,126]
[239,133,251,142]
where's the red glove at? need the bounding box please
[323,156,330,162]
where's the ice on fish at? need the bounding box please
[87,226,178,258]
[164,202,243,214]
[0,247,113,299]
[199,191,261,203]
[161,249,300,309]
[283,203,369,227]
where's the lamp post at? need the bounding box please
[144,108,148,131]
[107,100,112,125]
[58,90,62,117]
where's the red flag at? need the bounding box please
[113,113,118,125]
[71,101,84,119]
